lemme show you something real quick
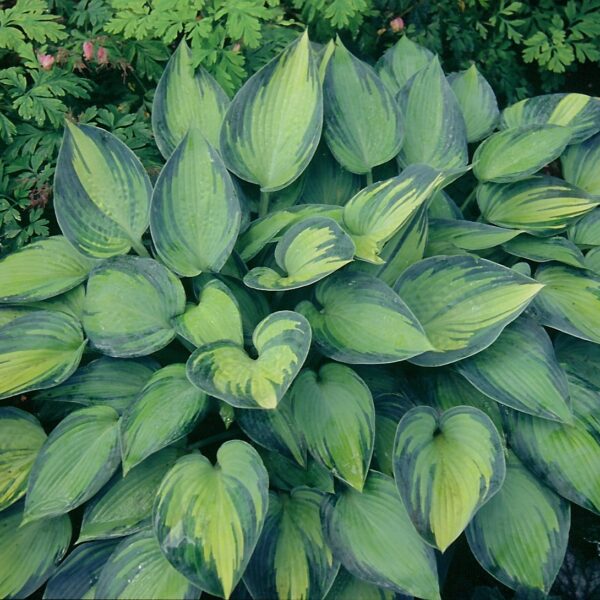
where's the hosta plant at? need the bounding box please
[1,31,600,600]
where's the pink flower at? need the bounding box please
[232,42,241,53]
[37,53,55,70]
[96,46,109,65]
[390,17,405,33]
[83,41,94,61]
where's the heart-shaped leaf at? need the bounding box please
[290,363,375,490]
[467,452,570,594]
[0,502,71,599]
[477,176,598,235]
[24,406,120,523]
[0,236,96,303]
[397,57,468,171]
[79,448,180,542]
[220,32,322,192]
[448,65,499,142]
[568,208,600,246]
[96,529,201,600]
[473,125,572,183]
[393,406,506,551]
[54,122,152,258]
[342,165,443,263]
[187,310,311,409]
[0,310,86,400]
[394,255,543,366]
[456,318,572,422]
[120,364,209,473]
[501,93,600,144]
[244,488,340,600]
[322,471,440,600]
[244,216,355,290]
[503,235,586,268]
[152,39,230,157]
[323,38,403,174]
[83,256,186,357]
[561,131,600,195]
[150,127,241,276]
[153,441,269,598]
[297,271,432,364]
[0,408,46,511]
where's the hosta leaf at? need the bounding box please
[24,406,120,523]
[79,448,180,542]
[350,204,428,284]
[220,32,322,192]
[35,284,86,320]
[456,317,572,422]
[531,264,600,343]
[83,256,186,357]
[342,165,443,263]
[477,176,598,235]
[0,236,96,303]
[95,529,201,600]
[259,449,334,493]
[152,39,230,157]
[448,65,499,142]
[175,278,244,347]
[394,255,543,366]
[568,208,600,247]
[325,567,397,600]
[377,35,434,95]
[150,128,241,276]
[153,441,269,598]
[506,372,600,513]
[244,488,339,600]
[186,310,311,409]
[35,357,157,413]
[586,247,600,273]
[555,334,600,388]
[561,131,600,195]
[43,540,118,600]
[120,364,209,473]
[501,93,600,144]
[0,503,71,599]
[297,271,432,364]
[473,125,572,183]
[397,57,468,171]
[237,392,306,466]
[503,235,586,268]
[54,122,152,258]
[393,406,505,551]
[322,471,440,600]
[291,363,375,490]
[0,408,46,511]
[467,452,570,594]
[323,38,403,174]
[244,216,355,290]
[0,311,86,400]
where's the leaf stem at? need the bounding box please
[259,190,270,218]
[131,238,149,258]
[187,429,240,451]
[365,170,373,186]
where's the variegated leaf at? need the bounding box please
[561,131,600,195]
[503,234,586,268]
[394,255,543,366]
[187,311,311,409]
[54,122,152,258]
[220,32,322,192]
[153,441,269,598]
[297,271,432,364]
[586,246,600,273]
[568,208,600,246]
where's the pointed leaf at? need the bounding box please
[120,364,209,473]
[83,256,186,357]
[220,32,322,192]
[323,39,403,174]
[24,406,120,523]
[503,235,586,268]
[561,131,600,195]
[244,488,340,600]
[244,216,355,290]
[322,471,440,600]
[297,271,432,364]
[467,452,570,594]
[0,310,85,400]
[150,128,241,276]
[54,122,152,258]
[187,310,311,409]
[152,40,230,157]
[394,255,543,366]
[153,441,269,598]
